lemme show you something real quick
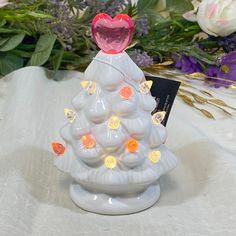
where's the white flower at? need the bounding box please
[183,0,236,37]
[0,0,8,8]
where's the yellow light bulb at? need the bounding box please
[140,80,153,94]
[80,80,96,94]
[152,111,166,125]
[104,156,117,169]
[87,81,96,94]
[108,116,120,130]
[81,80,89,89]
[64,108,77,123]
[148,150,161,164]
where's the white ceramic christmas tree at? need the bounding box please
[54,13,177,215]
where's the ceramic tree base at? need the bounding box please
[70,183,160,215]
[55,144,177,215]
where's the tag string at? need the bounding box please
[92,57,140,92]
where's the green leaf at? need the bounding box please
[11,49,32,58]
[0,52,24,76]
[28,34,57,66]
[0,19,6,27]
[127,2,138,17]
[0,33,25,52]
[27,11,53,19]
[1,9,53,22]
[144,9,167,25]
[166,0,193,14]
[0,28,23,34]
[52,49,64,71]
[0,37,9,46]
[137,0,159,15]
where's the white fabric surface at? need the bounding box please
[0,66,236,236]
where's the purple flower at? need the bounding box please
[217,33,236,52]
[47,0,76,50]
[172,54,203,74]
[129,50,154,68]
[205,52,236,88]
[206,66,222,88]
[135,16,149,36]
[94,0,106,10]
[98,0,130,17]
[219,51,236,81]
[206,66,220,78]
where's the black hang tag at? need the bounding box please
[145,75,180,126]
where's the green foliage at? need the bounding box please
[0,52,24,75]
[0,0,218,76]
[144,9,166,25]
[0,34,25,52]
[127,2,138,17]
[51,50,64,71]
[137,0,159,15]
[136,15,206,63]
[0,38,9,46]
[28,34,57,66]
[1,10,52,22]
[166,0,193,14]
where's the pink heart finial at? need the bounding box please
[92,13,134,54]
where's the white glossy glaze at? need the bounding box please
[55,51,177,215]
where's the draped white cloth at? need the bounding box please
[0,66,236,236]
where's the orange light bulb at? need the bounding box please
[82,134,95,149]
[120,86,133,99]
[126,139,138,153]
[52,142,66,156]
